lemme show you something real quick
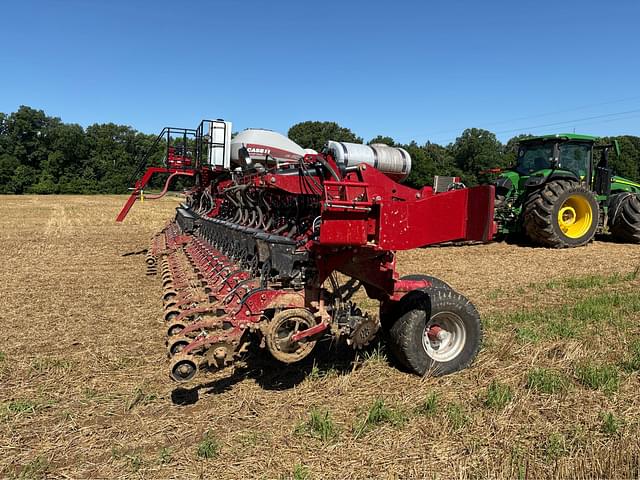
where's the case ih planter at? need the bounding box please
[118,120,495,383]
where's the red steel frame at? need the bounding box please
[116,167,196,222]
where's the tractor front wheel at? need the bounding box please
[523,180,599,248]
[388,288,482,376]
[608,193,640,243]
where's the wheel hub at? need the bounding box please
[422,312,466,362]
[558,206,577,226]
[557,194,593,239]
[265,309,318,363]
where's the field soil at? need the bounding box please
[1,195,639,479]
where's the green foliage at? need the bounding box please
[0,105,164,194]
[445,403,469,431]
[484,380,513,410]
[621,339,640,372]
[526,368,569,394]
[488,287,640,342]
[368,135,395,146]
[16,456,49,479]
[308,362,339,380]
[158,447,173,465]
[287,120,362,151]
[354,398,407,439]
[2,105,639,194]
[602,135,640,180]
[291,464,310,480]
[405,141,462,188]
[574,363,619,394]
[600,412,621,435]
[515,326,540,344]
[451,128,509,185]
[295,408,337,442]
[358,342,388,364]
[415,392,439,416]
[544,433,566,462]
[196,431,220,459]
[31,357,72,374]
[6,400,38,414]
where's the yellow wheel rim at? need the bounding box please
[557,194,593,239]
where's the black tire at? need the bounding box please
[523,180,599,248]
[379,275,451,331]
[388,288,482,376]
[609,193,640,243]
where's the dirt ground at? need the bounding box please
[1,195,639,479]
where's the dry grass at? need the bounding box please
[0,194,639,479]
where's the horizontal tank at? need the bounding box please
[231,129,305,165]
[325,141,411,182]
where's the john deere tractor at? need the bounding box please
[494,134,640,248]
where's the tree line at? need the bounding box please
[1,106,638,194]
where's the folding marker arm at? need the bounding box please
[116,167,196,222]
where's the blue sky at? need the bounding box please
[2,0,639,145]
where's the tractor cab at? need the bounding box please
[512,134,597,187]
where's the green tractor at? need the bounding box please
[493,133,640,248]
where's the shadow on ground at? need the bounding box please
[170,340,396,406]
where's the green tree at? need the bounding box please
[503,134,534,166]
[450,128,506,185]
[368,135,395,146]
[10,164,37,193]
[405,141,462,188]
[288,121,362,151]
[603,135,640,181]
[0,153,19,193]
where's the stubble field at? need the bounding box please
[1,195,639,479]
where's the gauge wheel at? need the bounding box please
[388,288,482,376]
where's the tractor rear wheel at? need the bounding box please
[608,193,640,243]
[388,288,482,376]
[523,180,599,248]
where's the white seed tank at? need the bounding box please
[325,141,412,182]
[231,129,305,165]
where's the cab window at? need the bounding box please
[559,143,590,178]
[516,144,553,175]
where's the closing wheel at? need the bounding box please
[169,355,198,382]
[163,291,177,303]
[164,309,181,322]
[523,180,599,248]
[388,288,482,376]
[167,337,190,356]
[166,322,186,337]
[265,308,317,364]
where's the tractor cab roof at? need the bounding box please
[520,133,599,144]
